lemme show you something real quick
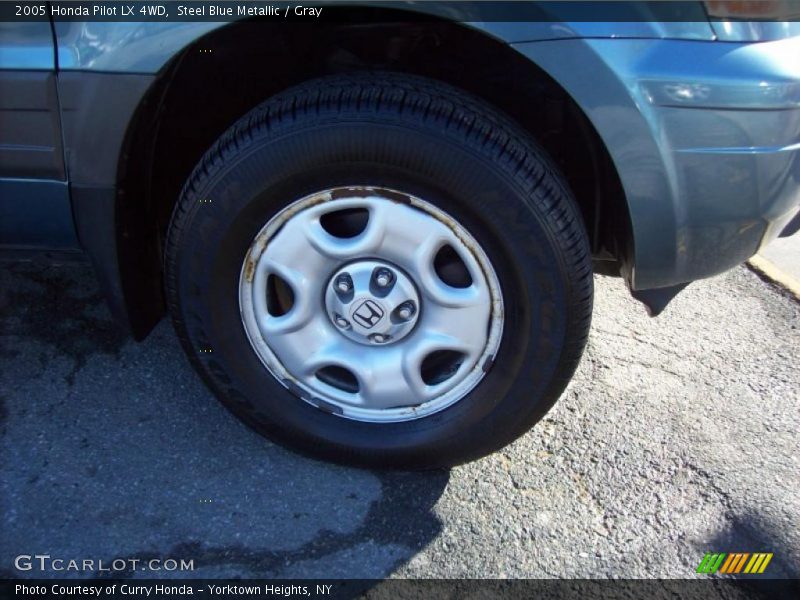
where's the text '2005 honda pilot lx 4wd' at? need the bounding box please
[1,1,799,467]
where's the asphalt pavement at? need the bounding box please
[1,260,798,579]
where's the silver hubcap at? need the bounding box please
[239,187,504,423]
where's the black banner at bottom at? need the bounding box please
[2,579,799,600]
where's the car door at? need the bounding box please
[0,21,78,250]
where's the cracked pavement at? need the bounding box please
[0,261,798,578]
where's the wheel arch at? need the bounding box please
[98,16,632,338]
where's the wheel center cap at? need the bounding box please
[325,260,420,345]
[351,299,386,329]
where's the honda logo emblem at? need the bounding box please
[352,300,384,329]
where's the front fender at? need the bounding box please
[516,37,800,291]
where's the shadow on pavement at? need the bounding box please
[0,262,449,579]
[698,513,799,579]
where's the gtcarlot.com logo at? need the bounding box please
[14,554,194,573]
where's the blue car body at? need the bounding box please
[1,2,798,333]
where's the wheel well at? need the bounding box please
[119,15,631,337]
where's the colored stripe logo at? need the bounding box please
[697,552,773,574]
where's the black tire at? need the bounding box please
[165,72,593,469]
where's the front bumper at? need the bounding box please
[516,35,800,290]
[635,36,800,283]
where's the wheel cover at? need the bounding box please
[239,187,504,423]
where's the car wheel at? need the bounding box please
[164,73,593,468]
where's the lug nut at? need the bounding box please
[374,268,393,287]
[397,301,416,320]
[335,274,352,293]
[370,333,389,344]
[334,316,349,329]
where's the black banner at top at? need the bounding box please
[3,1,800,23]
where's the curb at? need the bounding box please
[747,255,800,301]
